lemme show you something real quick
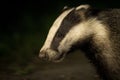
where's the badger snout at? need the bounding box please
[39,49,64,62]
[39,50,49,60]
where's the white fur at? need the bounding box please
[40,8,74,52]
[76,4,90,10]
[58,18,110,54]
[45,49,58,60]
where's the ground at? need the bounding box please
[0,50,100,80]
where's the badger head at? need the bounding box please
[39,4,90,62]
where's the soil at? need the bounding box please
[0,50,100,80]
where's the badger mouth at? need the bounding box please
[40,49,66,62]
[52,52,66,62]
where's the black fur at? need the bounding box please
[95,9,120,80]
[51,9,81,50]
[76,9,120,80]
[50,7,91,51]
[50,6,120,80]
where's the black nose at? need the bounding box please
[39,51,49,60]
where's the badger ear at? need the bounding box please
[75,4,90,11]
[74,4,91,15]
[73,5,91,20]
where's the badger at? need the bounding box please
[39,4,120,80]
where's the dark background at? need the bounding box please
[0,0,120,80]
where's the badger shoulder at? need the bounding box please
[75,5,120,33]
[88,8,120,32]
[96,9,120,47]
[83,7,120,41]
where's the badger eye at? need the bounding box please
[57,33,64,38]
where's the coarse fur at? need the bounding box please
[39,5,120,80]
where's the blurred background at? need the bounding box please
[0,0,119,80]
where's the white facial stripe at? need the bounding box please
[58,18,109,53]
[58,21,91,53]
[40,8,74,51]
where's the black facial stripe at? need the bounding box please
[50,9,81,51]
